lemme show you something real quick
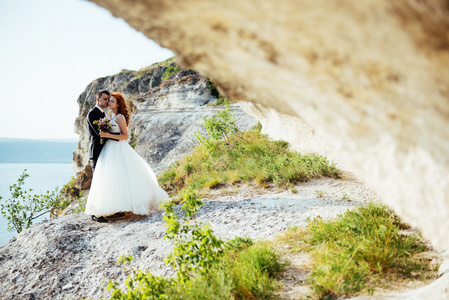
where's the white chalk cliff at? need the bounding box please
[73,61,258,175]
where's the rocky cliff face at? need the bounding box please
[73,59,257,175]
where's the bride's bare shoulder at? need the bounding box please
[115,114,127,125]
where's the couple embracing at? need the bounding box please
[85,90,168,222]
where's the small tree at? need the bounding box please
[108,190,225,298]
[194,99,240,151]
[163,190,224,281]
[0,169,62,234]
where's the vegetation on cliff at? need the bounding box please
[0,170,69,233]
[121,56,177,78]
[1,59,438,299]
[158,102,341,199]
[106,192,434,300]
[108,190,286,299]
[278,203,436,299]
[152,103,435,299]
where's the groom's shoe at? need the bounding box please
[91,215,108,223]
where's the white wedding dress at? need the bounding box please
[85,114,168,217]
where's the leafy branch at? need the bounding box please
[163,190,224,281]
[0,169,64,233]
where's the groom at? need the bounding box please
[87,90,110,223]
[87,90,110,171]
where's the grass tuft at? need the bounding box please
[279,202,436,299]
[227,242,285,299]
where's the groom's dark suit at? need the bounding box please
[87,106,105,170]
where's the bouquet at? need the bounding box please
[93,117,111,144]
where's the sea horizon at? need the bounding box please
[0,138,77,164]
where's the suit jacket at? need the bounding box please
[87,106,105,162]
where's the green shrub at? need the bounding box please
[195,99,239,149]
[159,267,233,299]
[204,179,220,189]
[61,176,82,198]
[0,170,64,233]
[163,190,225,280]
[207,79,217,91]
[207,96,228,106]
[252,121,262,133]
[108,268,171,299]
[128,132,138,149]
[51,197,71,216]
[225,236,254,253]
[228,243,285,299]
[73,193,86,214]
[162,65,181,80]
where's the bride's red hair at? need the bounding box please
[110,92,130,125]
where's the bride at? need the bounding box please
[85,92,168,222]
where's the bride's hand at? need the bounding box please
[100,131,107,138]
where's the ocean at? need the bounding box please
[0,139,77,247]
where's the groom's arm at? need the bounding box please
[87,110,101,138]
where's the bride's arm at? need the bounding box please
[100,115,129,141]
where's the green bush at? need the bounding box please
[73,193,86,214]
[252,121,262,133]
[163,190,225,280]
[61,176,82,198]
[128,132,138,149]
[228,243,284,299]
[0,169,65,233]
[224,236,253,253]
[162,65,181,80]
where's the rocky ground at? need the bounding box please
[0,177,447,300]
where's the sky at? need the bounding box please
[0,0,174,140]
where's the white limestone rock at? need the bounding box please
[73,65,258,175]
